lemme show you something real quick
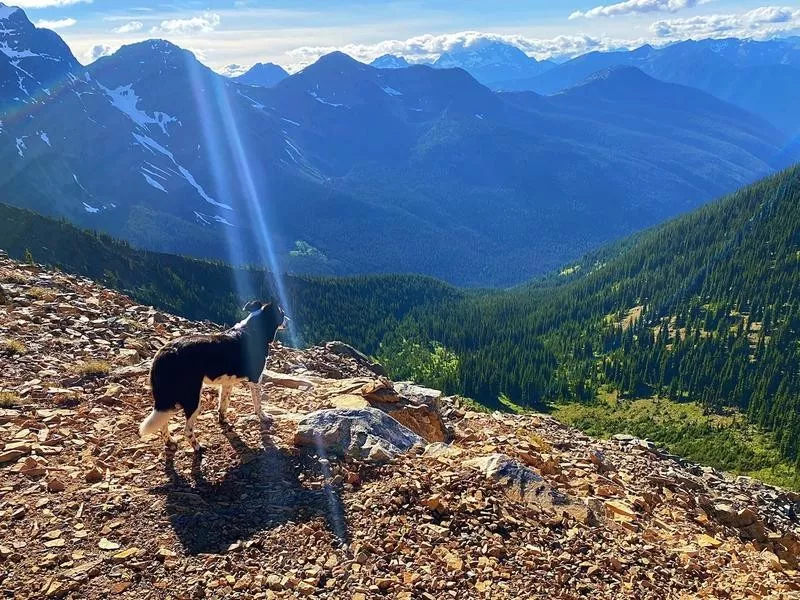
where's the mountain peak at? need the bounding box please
[232,61,288,87]
[371,54,410,69]
[315,50,364,68]
[0,3,21,20]
[432,39,551,86]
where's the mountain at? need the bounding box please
[3,249,798,594]
[370,54,410,69]
[0,6,797,287]
[431,39,554,86]
[232,62,288,87]
[506,38,800,137]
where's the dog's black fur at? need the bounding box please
[139,301,285,451]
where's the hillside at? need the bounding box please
[1,5,797,286]
[0,201,461,353]
[0,253,798,598]
[382,165,800,472]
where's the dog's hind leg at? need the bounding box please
[184,405,202,452]
[249,382,265,421]
[161,414,177,447]
[217,384,232,423]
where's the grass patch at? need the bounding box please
[1,338,27,356]
[498,393,535,415]
[553,395,800,491]
[0,392,20,408]
[456,395,493,414]
[1,271,27,285]
[73,360,111,378]
[25,286,55,302]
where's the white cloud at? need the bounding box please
[287,31,644,68]
[651,6,800,38]
[113,21,143,34]
[14,0,90,7]
[35,17,76,29]
[85,43,115,62]
[150,11,221,36]
[569,0,701,20]
[220,63,247,77]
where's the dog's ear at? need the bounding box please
[242,300,262,313]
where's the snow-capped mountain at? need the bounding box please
[370,54,410,69]
[432,40,554,86]
[0,5,797,286]
[0,3,80,104]
[232,62,288,87]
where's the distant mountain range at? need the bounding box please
[0,3,798,286]
[497,37,800,138]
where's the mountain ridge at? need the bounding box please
[0,5,797,287]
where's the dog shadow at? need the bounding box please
[154,420,349,555]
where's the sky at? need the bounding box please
[7,0,800,73]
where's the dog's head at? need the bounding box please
[240,300,288,342]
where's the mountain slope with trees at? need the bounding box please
[382,165,800,468]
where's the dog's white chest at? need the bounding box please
[203,375,247,387]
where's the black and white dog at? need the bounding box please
[139,301,287,451]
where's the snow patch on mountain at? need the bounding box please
[309,90,344,108]
[143,162,170,178]
[193,211,233,227]
[15,136,26,157]
[100,83,178,135]
[0,42,39,60]
[132,132,232,211]
[284,137,304,164]
[82,202,99,213]
[236,89,265,110]
[38,131,50,146]
[281,117,300,127]
[382,86,403,96]
[8,59,33,96]
[141,171,167,193]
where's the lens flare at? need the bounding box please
[184,54,300,346]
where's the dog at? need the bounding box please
[139,301,287,451]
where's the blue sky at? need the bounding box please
[9,0,800,72]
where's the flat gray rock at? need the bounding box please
[293,407,424,462]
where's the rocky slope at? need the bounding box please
[0,252,798,599]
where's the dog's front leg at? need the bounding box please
[217,384,232,423]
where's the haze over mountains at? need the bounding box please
[0,3,798,286]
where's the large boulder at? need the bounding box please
[465,454,593,524]
[294,408,424,462]
[319,378,449,443]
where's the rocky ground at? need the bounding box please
[0,252,799,599]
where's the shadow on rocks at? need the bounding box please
[155,421,349,555]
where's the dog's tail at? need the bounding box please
[139,409,172,438]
